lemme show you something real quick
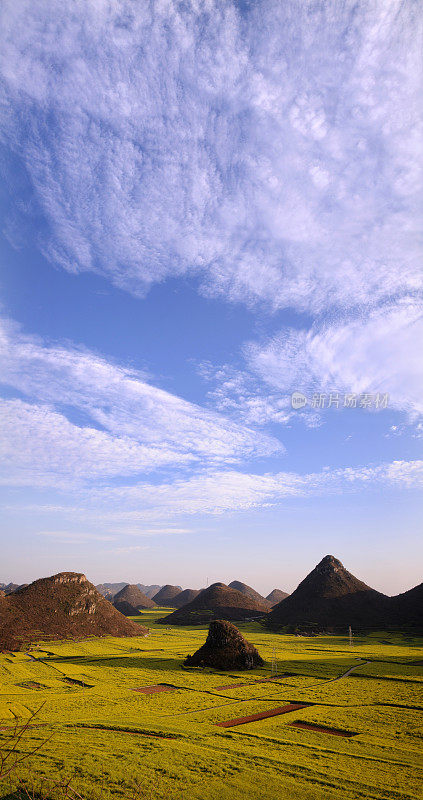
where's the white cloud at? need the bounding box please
[0,0,421,313]
[0,398,202,487]
[199,361,322,429]
[4,460,423,527]
[247,299,423,417]
[0,319,281,482]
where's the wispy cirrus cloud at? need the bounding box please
[0,319,281,486]
[199,298,423,426]
[5,460,423,529]
[0,0,421,313]
[0,398,195,488]
[247,298,423,418]
[88,460,423,516]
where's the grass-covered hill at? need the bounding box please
[229,580,271,608]
[113,584,156,614]
[266,588,289,606]
[267,555,390,632]
[0,572,147,651]
[152,584,183,606]
[160,582,269,625]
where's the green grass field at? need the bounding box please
[1,611,422,800]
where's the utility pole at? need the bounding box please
[349,625,354,647]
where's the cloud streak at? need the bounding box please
[247,298,423,417]
[0,319,281,484]
[4,460,422,528]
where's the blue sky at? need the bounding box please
[0,0,422,595]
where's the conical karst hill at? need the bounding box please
[267,555,389,632]
[185,619,264,669]
[172,588,201,608]
[113,584,156,614]
[266,589,289,606]
[96,582,127,598]
[0,572,147,651]
[229,580,271,608]
[160,582,269,625]
[138,584,162,599]
[390,582,423,632]
[152,584,183,606]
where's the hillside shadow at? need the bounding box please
[41,654,188,671]
[35,652,367,681]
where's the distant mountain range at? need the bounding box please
[1,556,420,651]
[95,583,162,600]
[0,582,28,595]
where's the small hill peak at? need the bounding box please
[184,620,264,670]
[316,555,344,573]
[159,581,269,625]
[113,584,156,613]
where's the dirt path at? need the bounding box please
[157,659,371,718]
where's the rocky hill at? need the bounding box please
[0,572,147,651]
[160,582,269,625]
[185,619,264,669]
[152,584,183,606]
[267,555,389,632]
[390,582,423,632]
[171,588,201,608]
[266,589,289,606]
[113,584,156,614]
[229,580,271,608]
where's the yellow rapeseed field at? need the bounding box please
[0,611,422,800]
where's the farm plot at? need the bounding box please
[0,614,422,800]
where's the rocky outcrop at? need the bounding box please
[184,620,264,670]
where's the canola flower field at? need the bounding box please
[0,611,422,800]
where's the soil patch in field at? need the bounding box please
[61,677,94,687]
[289,721,357,737]
[131,683,177,694]
[16,681,47,689]
[216,702,311,727]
